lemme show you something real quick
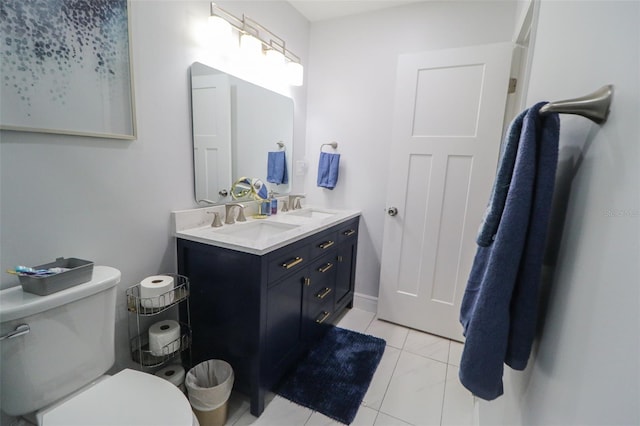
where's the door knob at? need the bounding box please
[387,207,398,216]
[219,189,229,197]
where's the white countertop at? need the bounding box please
[173,203,361,255]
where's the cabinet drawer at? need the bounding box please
[311,285,334,304]
[309,230,338,260]
[304,298,334,342]
[337,220,359,244]
[304,253,336,321]
[268,243,310,284]
[305,252,337,293]
[310,300,333,325]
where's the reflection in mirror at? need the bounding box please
[230,177,253,200]
[190,62,294,205]
[230,177,268,201]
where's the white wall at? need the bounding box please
[0,0,309,374]
[481,1,640,424]
[304,1,518,300]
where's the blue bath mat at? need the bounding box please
[276,326,386,424]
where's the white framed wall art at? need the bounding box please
[0,0,136,139]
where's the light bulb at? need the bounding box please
[208,15,232,41]
[287,61,304,86]
[240,33,262,58]
[265,49,285,67]
[263,49,286,85]
[208,15,234,57]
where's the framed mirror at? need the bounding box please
[190,62,294,204]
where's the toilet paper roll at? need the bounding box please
[140,275,175,309]
[155,364,186,388]
[148,320,181,357]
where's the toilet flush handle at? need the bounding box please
[0,324,30,341]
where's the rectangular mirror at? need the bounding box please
[190,62,294,204]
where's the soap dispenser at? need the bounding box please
[270,191,278,215]
[260,199,271,216]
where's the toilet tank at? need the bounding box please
[0,266,121,416]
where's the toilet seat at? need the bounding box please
[40,369,194,426]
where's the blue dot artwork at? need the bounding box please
[0,0,132,136]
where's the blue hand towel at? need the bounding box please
[317,152,340,190]
[267,151,288,185]
[458,102,560,401]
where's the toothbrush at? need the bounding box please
[6,269,53,277]
[6,266,69,277]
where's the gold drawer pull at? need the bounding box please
[343,229,356,236]
[318,262,334,273]
[318,240,335,249]
[316,287,332,299]
[282,256,303,269]
[304,277,312,286]
[315,311,330,324]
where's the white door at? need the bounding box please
[377,43,514,341]
[192,73,232,203]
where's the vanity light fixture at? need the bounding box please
[209,2,304,86]
[208,14,234,56]
[287,61,304,87]
[265,48,286,67]
[208,14,232,39]
[240,33,262,58]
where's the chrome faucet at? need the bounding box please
[207,211,223,227]
[290,195,305,210]
[224,203,246,224]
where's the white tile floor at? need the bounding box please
[221,308,476,426]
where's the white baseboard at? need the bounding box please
[353,292,378,313]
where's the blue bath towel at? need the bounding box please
[476,108,528,247]
[317,152,340,190]
[267,151,288,185]
[459,102,560,400]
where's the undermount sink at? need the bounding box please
[209,221,300,239]
[286,208,336,220]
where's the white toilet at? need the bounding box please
[0,266,196,425]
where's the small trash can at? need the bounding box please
[185,360,234,426]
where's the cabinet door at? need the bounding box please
[335,242,356,308]
[335,219,359,310]
[265,273,303,372]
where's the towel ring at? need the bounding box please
[320,142,338,152]
[276,142,285,150]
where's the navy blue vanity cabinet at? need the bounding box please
[177,215,359,417]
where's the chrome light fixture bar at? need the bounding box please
[209,2,303,85]
[241,15,300,64]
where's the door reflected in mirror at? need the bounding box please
[190,62,294,205]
